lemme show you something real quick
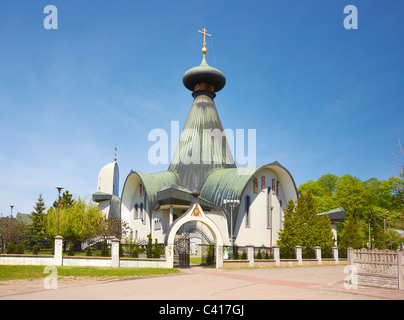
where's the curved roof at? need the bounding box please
[168,93,236,191]
[200,161,298,210]
[122,170,180,213]
[183,53,226,92]
[97,161,119,196]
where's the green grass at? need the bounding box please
[0,265,180,281]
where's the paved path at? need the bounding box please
[1,265,404,300]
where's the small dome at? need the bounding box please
[183,54,226,92]
[97,161,119,197]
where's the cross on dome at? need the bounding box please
[198,28,211,54]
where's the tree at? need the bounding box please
[277,191,334,256]
[0,216,28,247]
[44,197,104,242]
[277,199,302,257]
[335,175,366,219]
[30,194,47,239]
[52,190,74,209]
[338,214,364,249]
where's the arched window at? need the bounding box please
[253,178,258,194]
[261,176,265,192]
[276,181,280,196]
[272,179,275,195]
[245,195,251,228]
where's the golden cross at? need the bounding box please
[198,28,211,51]
[114,146,117,161]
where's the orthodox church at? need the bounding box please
[93,30,298,248]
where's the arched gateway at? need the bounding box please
[164,198,224,269]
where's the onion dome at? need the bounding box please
[182,52,226,93]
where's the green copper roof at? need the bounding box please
[317,207,346,223]
[155,184,219,211]
[201,162,298,229]
[168,92,236,191]
[201,167,260,208]
[127,170,180,212]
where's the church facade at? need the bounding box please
[94,34,298,249]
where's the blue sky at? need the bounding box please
[0,0,403,216]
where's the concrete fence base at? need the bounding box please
[0,237,167,269]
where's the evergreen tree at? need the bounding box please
[315,214,335,249]
[146,233,153,258]
[52,190,74,209]
[277,199,302,258]
[278,191,335,256]
[339,214,364,249]
[30,194,47,239]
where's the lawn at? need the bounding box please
[0,265,180,281]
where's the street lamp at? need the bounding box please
[224,199,240,259]
[56,187,63,236]
[9,205,14,244]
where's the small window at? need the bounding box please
[267,187,272,229]
[134,204,139,219]
[253,178,258,194]
[245,195,251,227]
[261,176,265,192]
[154,218,162,230]
[140,203,143,221]
[276,181,279,196]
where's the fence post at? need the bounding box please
[216,245,223,269]
[246,245,254,267]
[398,250,403,291]
[54,235,63,266]
[295,246,302,266]
[272,245,280,267]
[347,247,354,266]
[165,244,174,268]
[332,247,339,264]
[315,246,322,265]
[111,238,120,268]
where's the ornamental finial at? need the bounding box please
[198,28,211,54]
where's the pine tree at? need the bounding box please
[315,214,335,249]
[278,191,335,257]
[277,199,303,258]
[52,190,74,209]
[339,214,364,249]
[31,194,47,239]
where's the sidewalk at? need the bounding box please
[1,265,404,300]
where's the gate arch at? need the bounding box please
[164,200,224,269]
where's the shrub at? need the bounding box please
[32,244,39,255]
[233,246,239,260]
[101,240,109,257]
[86,246,93,256]
[6,243,16,254]
[67,243,75,256]
[16,243,24,254]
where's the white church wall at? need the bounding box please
[121,173,150,242]
[205,210,230,245]
[234,168,289,248]
[151,210,165,243]
[98,201,111,218]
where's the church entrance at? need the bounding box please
[165,200,224,269]
[174,231,190,268]
[173,224,216,268]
